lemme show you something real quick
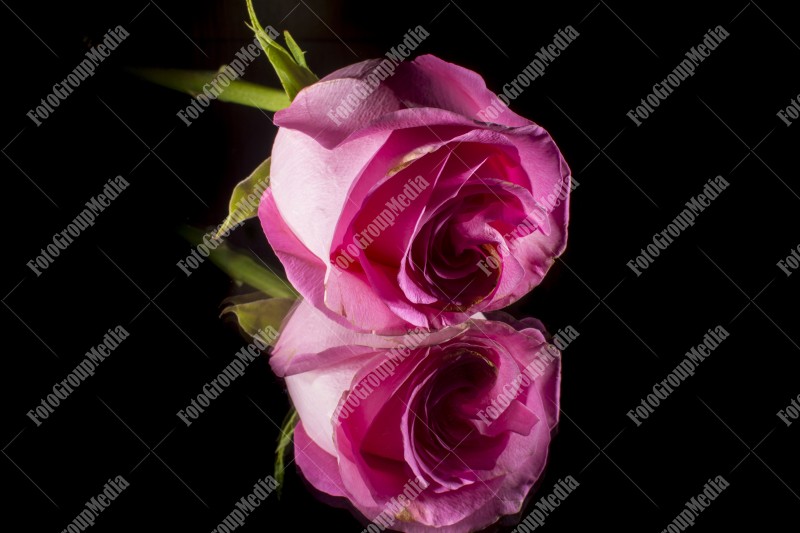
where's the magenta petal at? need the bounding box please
[258,190,328,316]
[275,77,403,149]
[388,55,532,128]
[324,267,417,333]
[272,300,470,376]
[293,421,348,498]
[269,126,392,261]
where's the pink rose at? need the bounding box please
[260,54,571,333]
[271,303,561,532]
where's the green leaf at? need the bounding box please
[221,295,295,342]
[245,0,286,53]
[274,407,299,497]
[245,0,318,99]
[215,157,271,238]
[284,31,308,68]
[130,68,290,111]
[265,47,318,100]
[180,226,298,299]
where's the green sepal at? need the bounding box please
[130,68,290,111]
[180,226,298,299]
[274,407,299,497]
[221,293,295,343]
[215,157,271,238]
[245,0,318,99]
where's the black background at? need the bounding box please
[2,0,799,531]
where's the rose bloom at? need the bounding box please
[271,303,561,532]
[260,54,571,333]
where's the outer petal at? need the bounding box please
[387,55,532,128]
[259,190,325,301]
[276,54,532,148]
[285,355,366,456]
[271,298,469,377]
[268,126,393,261]
[293,421,348,498]
[275,77,402,149]
[259,189,363,335]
